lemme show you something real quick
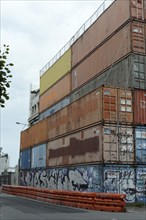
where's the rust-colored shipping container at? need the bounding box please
[134,90,146,124]
[103,124,134,163]
[72,0,131,67]
[48,87,133,140]
[47,125,102,167]
[144,0,146,20]
[48,107,68,139]
[72,0,146,68]
[20,118,48,149]
[47,123,134,167]
[72,21,146,91]
[39,73,71,113]
[118,89,133,123]
[132,22,146,54]
[72,22,146,90]
[131,0,145,20]
[72,23,131,91]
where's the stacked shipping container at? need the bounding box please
[19,0,146,203]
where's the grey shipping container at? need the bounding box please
[71,53,146,104]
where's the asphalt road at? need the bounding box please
[0,193,146,220]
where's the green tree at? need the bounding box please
[0,45,14,108]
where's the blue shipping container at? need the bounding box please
[31,144,46,168]
[20,149,31,170]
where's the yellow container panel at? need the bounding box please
[40,49,71,95]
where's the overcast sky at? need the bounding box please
[1,0,108,167]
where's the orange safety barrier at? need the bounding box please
[1,185,126,212]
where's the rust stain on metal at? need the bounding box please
[49,136,99,159]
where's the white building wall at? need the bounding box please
[0,154,9,175]
[29,88,40,125]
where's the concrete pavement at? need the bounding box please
[0,193,146,220]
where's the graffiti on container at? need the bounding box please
[19,166,146,203]
[136,168,146,202]
[19,165,102,192]
[104,128,134,162]
[140,100,146,108]
[104,168,135,202]
[136,129,146,163]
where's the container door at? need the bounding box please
[132,22,145,54]
[131,0,144,20]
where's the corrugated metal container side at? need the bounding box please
[47,87,110,139]
[134,90,146,124]
[39,73,71,113]
[48,86,133,139]
[135,127,146,163]
[48,107,68,139]
[72,0,131,67]
[20,118,48,149]
[98,53,146,90]
[103,124,134,163]
[71,54,146,96]
[144,0,146,20]
[132,22,146,54]
[101,87,118,122]
[40,48,71,95]
[103,165,135,202]
[47,125,102,167]
[20,130,27,150]
[131,0,145,20]
[136,166,146,202]
[40,96,70,121]
[31,144,46,168]
[131,54,146,89]
[72,23,131,91]
[72,21,146,91]
[118,89,133,123]
[102,87,133,124]
[20,149,31,170]
[40,52,146,124]
[70,88,103,131]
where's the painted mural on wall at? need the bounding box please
[19,165,102,192]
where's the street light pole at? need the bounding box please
[16,122,28,126]
[16,122,29,131]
